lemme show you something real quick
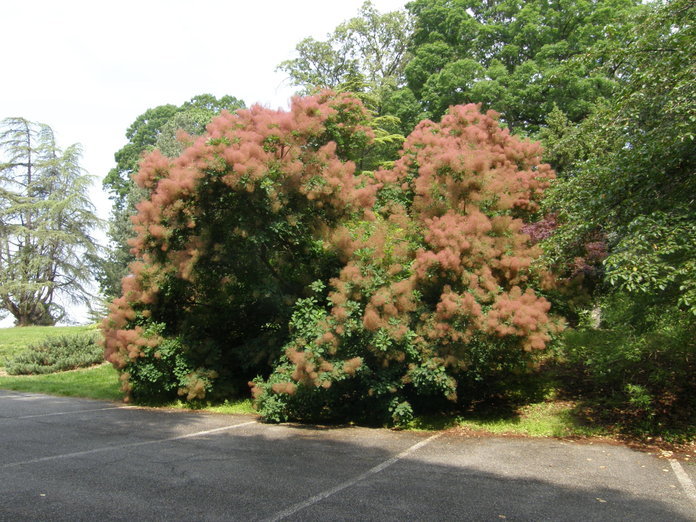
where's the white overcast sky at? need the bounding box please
[0,0,408,325]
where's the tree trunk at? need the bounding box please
[12,305,56,327]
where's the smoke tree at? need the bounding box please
[253,104,562,424]
[102,92,560,423]
[101,92,375,401]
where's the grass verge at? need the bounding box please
[456,401,605,438]
[0,363,687,449]
[0,357,255,415]
[162,399,256,416]
[0,363,122,401]
[0,325,96,367]
[409,400,606,439]
[0,324,685,443]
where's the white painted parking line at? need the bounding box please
[670,459,696,507]
[0,394,59,401]
[0,420,257,469]
[9,406,131,420]
[264,432,443,522]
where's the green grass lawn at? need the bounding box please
[0,325,123,401]
[0,325,256,411]
[455,401,604,438]
[0,363,123,401]
[407,400,605,438]
[0,324,97,368]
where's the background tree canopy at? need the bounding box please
[544,0,695,313]
[278,1,412,118]
[103,94,246,208]
[535,0,695,431]
[279,0,645,137]
[403,0,644,134]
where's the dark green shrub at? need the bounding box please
[251,291,424,426]
[5,333,103,375]
[561,293,696,439]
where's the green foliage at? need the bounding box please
[5,333,103,375]
[154,110,211,158]
[604,213,696,311]
[404,0,643,134]
[538,104,594,175]
[252,292,422,426]
[0,118,102,325]
[117,324,198,402]
[531,0,696,440]
[560,293,695,439]
[544,0,696,315]
[380,86,429,135]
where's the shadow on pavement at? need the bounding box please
[0,393,693,521]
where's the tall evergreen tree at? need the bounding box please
[0,117,101,325]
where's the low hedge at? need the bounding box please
[5,333,104,375]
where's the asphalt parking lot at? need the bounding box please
[1,390,694,521]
